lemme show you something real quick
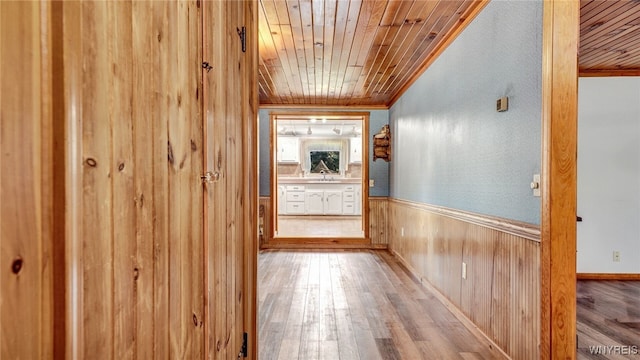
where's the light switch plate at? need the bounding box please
[532,174,541,197]
[369,179,375,187]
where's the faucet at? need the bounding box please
[320,170,326,181]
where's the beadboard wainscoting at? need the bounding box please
[259,197,272,249]
[388,199,541,359]
[369,197,389,248]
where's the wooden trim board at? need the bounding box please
[389,198,541,242]
[577,273,640,281]
[540,1,579,358]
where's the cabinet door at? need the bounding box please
[305,190,324,214]
[277,137,299,162]
[325,190,343,214]
[350,137,362,163]
[277,186,286,215]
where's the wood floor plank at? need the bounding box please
[577,280,640,360]
[329,255,360,360]
[259,250,509,359]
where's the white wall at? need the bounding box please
[577,77,640,273]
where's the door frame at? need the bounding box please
[539,0,579,357]
[268,111,371,247]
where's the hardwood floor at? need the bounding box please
[258,250,506,359]
[276,216,364,238]
[577,280,640,359]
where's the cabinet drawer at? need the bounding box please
[343,192,355,201]
[286,185,305,191]
[343,203,355,214]
[344,185,356,191]
[286,192,305,201]
[286,202,305,214]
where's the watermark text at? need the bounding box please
[589,345,639,355]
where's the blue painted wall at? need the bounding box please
[258,109,272,196]
[389,0,543,224]
[258,108,390,197]
[367,110,390,197]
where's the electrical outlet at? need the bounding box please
[613,251,620,262]
[369,179,375,187]
[462,262,467,279]
[401,227,404,237]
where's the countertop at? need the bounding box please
[278,177,362,184]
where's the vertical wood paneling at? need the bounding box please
[227,4,243,357]
[369,197,388,247]
[58,1,207,357]
[244,1,260,356]
[0,2,53,357]
[259,197,272,249]
[203,1,256,358]
[80,3,114,357]
[205,1,229,357]
[109,2,136,356]
[57,2,84,357]
[388,199,540,359]
[2,0,257,358]
[131,1,155,358]
[153,2,171,358]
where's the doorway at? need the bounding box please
[270,112,370,243]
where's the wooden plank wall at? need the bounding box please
[203,0,256,357]
[243,1,260,357]
[368,197,388,247]
[0,2,54,358]
[58,1,206,358]
[388,199,541,359]
[259,197,272,248]
[1,1,258,358]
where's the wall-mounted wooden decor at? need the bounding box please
[373,124,391,162]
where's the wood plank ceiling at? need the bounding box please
[258,0,640,107]
[580,0,640,76]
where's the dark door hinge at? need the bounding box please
[240,332,248,358]
[237,26,246,53]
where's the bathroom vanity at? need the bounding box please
[277,178,362,216]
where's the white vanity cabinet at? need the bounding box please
[304,189,343,214]
[284,185,305,214]
[305,190,324,214]
[279,181,362,215]
[324,190,343,214]
[277,186,286,215]
[342,185,356,214]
